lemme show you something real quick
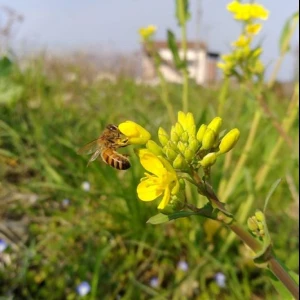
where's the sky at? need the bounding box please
[1,0,299,81]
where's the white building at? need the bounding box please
[141,41,219,85]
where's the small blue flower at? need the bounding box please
[177,260,189,272]
[76,281,91,296]
[149,277,159,288]
[62,198,70,207]
[215,272,226,288]
[0,239,8,252]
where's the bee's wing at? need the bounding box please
[77,139,102,155]
[87,149,102,166]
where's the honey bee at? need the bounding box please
[77,124,130,170]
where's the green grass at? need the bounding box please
[0,55,298,299]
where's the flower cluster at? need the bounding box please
[138,25,157,42]
[148,112,240,172]
[218,1,269,80]
[118,112,240,210]
[247,210,266,238]
[227,1,269,21]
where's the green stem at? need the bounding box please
[181,21,189,113]
[267,18,298,89]
[228,221,261,252]
[268,257,299,299]
[255,84,299,189]
[217,78,229,116]
[191,170,298,298]
[153,54,176,124]
[221,109,262,202]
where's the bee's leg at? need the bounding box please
[118,138,129,147]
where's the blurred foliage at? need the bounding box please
[0,54,298,299]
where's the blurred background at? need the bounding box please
[0,1,299,299]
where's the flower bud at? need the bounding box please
[255,210,265,222]
[178,111,187,128]
[207,117,223,135]
[180,131,189,143]
[171,126,179,143]
[218,128,240,154]
[201,128,217,150]
[146,140,163,156]
[184,148,194,162]
[173,154,185,169]
[158,127,169,146]
[165,148,178,161]
[196,124,207,143]
[247,217,259,232]
[186,113,196,136]
[199,153,217,168]
[177,141,186,154]
[257,222,264,231]
[175,122,184,136]
[189,138,199,153]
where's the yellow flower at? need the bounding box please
[138,25,157,41]
[232,34,251,48]
[118,121,151,145]
[233,4,252,21]
[227,1,241,14]
[137,149,179,209]
[227,2,269,21]
[252,47,263,58]
[251,59,265,74]
[250,4,269,20]
[217,61,234,76]
[246,23,262,35]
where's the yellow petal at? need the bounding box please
[138,150,165,176]
[177,111,187,129]
[118,121,151,145]
[137,180,162,201]
[157,186,171,209]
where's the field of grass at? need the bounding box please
[0,54,298,299]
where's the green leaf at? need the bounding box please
[176,0,191,26]
[0,56,13,77]
[279,11,299,54]
[147,211,198,224]
[0,78,23,105]
[167,30,186,70]
[264,178,282,213]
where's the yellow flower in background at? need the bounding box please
[118,121,151,145]
[250,4,269,20]
[235,4,252,21]
[227,1,269,21]
[137,149,179,209]
[251,59,265,74]
[246,23,262,35]
[232,34,251,47]
[252,47,263,58]
[227,1,243,14]
[138,25,157,41]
